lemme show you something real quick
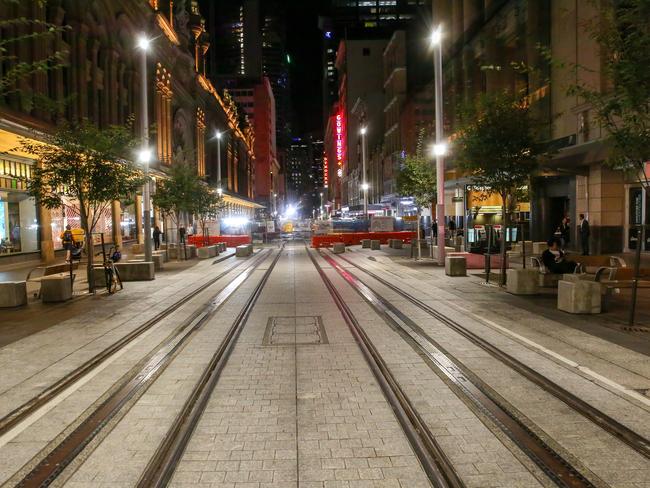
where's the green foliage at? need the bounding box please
[153,162,201,226]
[396,153,436,210]
[0,0,69,97]
[569,0,650,188]
[20,121,144,230]
[455,91,543,202]
[194,183,226,233]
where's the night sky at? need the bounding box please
[284,0,332,135]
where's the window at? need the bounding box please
[196,108,206,176]
[363,47,371,56]
[155,64,173,165]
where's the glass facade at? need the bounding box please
[0,158,39,255]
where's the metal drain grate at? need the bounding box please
[263,315,328,345]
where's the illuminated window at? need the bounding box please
[196,108,206,176]
[155,64,173,165]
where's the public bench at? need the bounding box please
[595,267,650,311]
[530,255,624,288]
[26,262,78,298]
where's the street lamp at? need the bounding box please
[215,130,224,194]
[360,126,368,220]
[137,34,152,265]
[431,25,446,264]
[319,192,324,219]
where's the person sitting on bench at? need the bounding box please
[542,238,580,274]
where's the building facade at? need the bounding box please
[0,0,258,263]
[432,0,629,253]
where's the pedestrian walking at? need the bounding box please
[61,225,75,262]
[179,226,186,244]
[579,214,590,255]
[558,216,570,249]
[153,225,162,250]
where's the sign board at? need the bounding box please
[313,220,333,235]
[370,216,394,232]
[403,215,418,222]
[266,220,276,233]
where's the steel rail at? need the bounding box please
[321,250,598,488]
[0,252,241,439]
[15,248,274,488]
[306,246,465,488]
[137,244,285,487]
[334,251,650,460]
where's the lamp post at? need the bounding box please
[137,35,152,265]
[360,126,368,220]
[319,192,324,219]
[216,130,224,195]
[431,26,446,265]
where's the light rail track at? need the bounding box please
[306,246,465,488]
[0,251,241,440]
[334,250,650,460]
[319,249,600,488]
[14,248,275,487]
[136,245,284,487]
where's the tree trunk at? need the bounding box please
[500,195,508,286]
[417,210,422,260]
[80,204,95,293]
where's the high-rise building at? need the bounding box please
[200,0,262,80]
[287,138,310,206]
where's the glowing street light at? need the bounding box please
[431,24,446,264]
[360,126,368,219]
[137,34,152,264]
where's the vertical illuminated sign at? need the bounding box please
[323,156,329,188]
[335,112,344,178]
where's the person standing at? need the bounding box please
[560,216,571,249]
[579,214,590,255]
[61,225,75,262]
[153,225,162,251]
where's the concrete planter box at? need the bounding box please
[132,254,164,271]
[445,256,467,277]
[0,281,27,308]
[361,239,371,248]
[41,274,73,302]
[558,280,601,314]
[432,246,455,260]
[236,245,252,257]
[153,250,168,262]
[389,239,403,249]
[506,269,539,295]
[130,243,144,254]
[370,240,381,250]
[198,245,218,259]
[332,242,345,254]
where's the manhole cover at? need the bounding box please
[263,315,328,345]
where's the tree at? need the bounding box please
[20,122,145,292]
[568,0,650,325]
[396,152,436,260]
[194,184,226,246]
[455,91,545,285]
[0,0,68,101]
[153,161,201,259]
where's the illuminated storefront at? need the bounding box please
[0,158,39,255]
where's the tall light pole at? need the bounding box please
[360,126,368,220]
[319,192,324,219]
[215,130,224,196]
[432,26,446,265]
[137,35,152,265]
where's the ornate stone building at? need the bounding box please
[0,0,259,262]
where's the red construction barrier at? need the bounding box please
[311,231,416,248]
[187,234,251,248]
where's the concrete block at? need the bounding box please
[558,280,601,314]
[533,242,547,255]
[41,274,73,302]
[133,253,164,270]
[445,256,467,277]
[159,243,168,250]
[370,240,381,250]
[506,269,539,295]
[332,242,345,254]
[236,245,252,257]
[186,245,197,258]
[115,262,155,281]
[432,246,455,260]
[130,243,144,254]
[391,239,403,249]
[153,250,168,262]
[198,245,218,259]
[0,281,27,307]
[561,273,593,283]
[361,239,371,248]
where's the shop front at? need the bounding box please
[0,157,39,256]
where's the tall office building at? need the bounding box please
[200,0,262,80]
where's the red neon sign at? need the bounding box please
[335,112,345,175]
[323,155,329,188]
